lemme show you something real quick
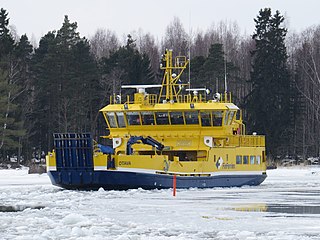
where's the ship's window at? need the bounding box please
[250,156,255,164]
[224,110,235,125]
[106,112,117,128]
[170,112,184,124]
[227,111,236,125]
[236,155,242,164]
[224,111,235,125]
[141,111,155,125]
[256,155,261,164]
[156,112,169,125]
[236,110,241,120]
[224,111,230,125]
[243,155,249,164]
[200,112,212,126]
[115,112,126,128]
[185,111,199,124]
[212,111,223,126]
[127,112,141,125]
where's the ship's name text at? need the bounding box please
[119,161,131,166]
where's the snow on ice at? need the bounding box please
[0,167,319,240]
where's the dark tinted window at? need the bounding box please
[170,112,184,124]
[127,112,141,125]
[200,112,211,126]
[156,112,169,125]
[141,112,155,125]
[185,111,199,124]
[212,111,223,126]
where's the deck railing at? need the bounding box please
[228,135,265,147]
[110,92,232,105]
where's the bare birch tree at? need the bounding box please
[90,28,119,60]
[162,17,188,56]
[135,30,160,75]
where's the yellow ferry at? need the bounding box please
[46,49,267,190]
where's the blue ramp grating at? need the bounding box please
[53,133,94,170]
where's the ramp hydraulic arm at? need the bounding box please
[126,136,164,155]
[97,144,114,154]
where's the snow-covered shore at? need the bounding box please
[0,167,319,240]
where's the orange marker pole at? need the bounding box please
[173,175,177,197]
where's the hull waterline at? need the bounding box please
[48,170,267,190]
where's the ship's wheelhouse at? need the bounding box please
[102,108,238,129]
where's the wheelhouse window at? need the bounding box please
[224,111,230,125]
[141,112,155,125]
[156,112,169,125]
[185,111,199,124]
[212,111,223,126]
[106,112,117,128]
[127,112,141,125]
[200,112,211,126]
[115,112,126,128]
[226,111,236,125]
[170,112,184,124]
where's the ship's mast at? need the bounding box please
[158,49,189,103]
[165,50,173,101]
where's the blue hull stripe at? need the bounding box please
[47,170,267,190]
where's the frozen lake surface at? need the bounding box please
[0,167,320,240]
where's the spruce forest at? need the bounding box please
[1,8,320,164]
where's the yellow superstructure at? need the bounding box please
[99,49,266,176]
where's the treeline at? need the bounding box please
[0,7,320,163]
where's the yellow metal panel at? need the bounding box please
[93,154,108,167]
[46,151,56,167]
[168,160,215,173]
[115,155,168,170]
[207,147,267,172]
[46,151,57,172]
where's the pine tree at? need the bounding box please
[0,71,25,153]
[190,55,205,86]
[192,43,238,96]
[11,34,33,118]
[245,8,292,156]
[101,35,155,89]
[54,16,81,132]
[29,32,58,151]
[69,39,99,134]
[202,43,226,91]
[30,16,100,151]
[0,8,14,59]
[13,34,34,160]
[0,9,26,161]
